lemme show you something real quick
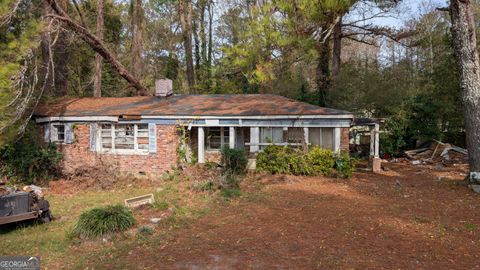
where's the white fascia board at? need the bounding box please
[35,116,119,123]
[141,114,354,120]
[36,114,354,123]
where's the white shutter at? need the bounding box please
[148,123,157,153]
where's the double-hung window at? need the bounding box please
[100,124,149,153]
[259,127,283,150]
[206,127,229,150]
[308,127,334,150]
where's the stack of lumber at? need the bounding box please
[404,140,468,165]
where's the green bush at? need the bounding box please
[335,152,356,178]
[306,147,335,176]
[257,145,353,178]
[0,140,62,184]
[70,205,136,239]
[256,145,290,174]
[220,146,248,174]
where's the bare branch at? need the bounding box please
[0,0,22,26]
[345,36,379,47]
[44,0,149,95]
[71,0,88,28]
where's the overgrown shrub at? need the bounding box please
[220,146,247,174]
[257,145,353,178]
[70,205,135,239]
[220,173,242,199]
[0,139,62,184]
[256,145,291,174]
[306,147,335,176]
[335,152,356,178]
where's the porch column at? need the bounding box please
[369,125,375,157]
[229,127,235,149]
[334,127,341,153]
[198,127,205,164]
[369,124,381,173]
[374,123,380,158]
[250,127,259,152]
[303,128,309,148]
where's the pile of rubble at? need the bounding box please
[0,182,44,198]
[403,140,468,165]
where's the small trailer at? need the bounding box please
[0,191,52,225]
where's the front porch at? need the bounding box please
[188,125,350,166]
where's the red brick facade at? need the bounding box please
[46,124,350,175]
[341,127,350,152]
[56,124,179,175]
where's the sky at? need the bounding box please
[348,0,449,29]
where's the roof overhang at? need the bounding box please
[35,114,354,124]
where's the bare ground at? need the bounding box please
[119,162,480,270]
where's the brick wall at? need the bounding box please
[56,124,178,175]
[341,127,350,152]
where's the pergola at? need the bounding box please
[352,118,381,172]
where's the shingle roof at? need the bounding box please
[34,94,352,117]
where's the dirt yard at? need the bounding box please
[3,162,480,269]
[121,162,480,269]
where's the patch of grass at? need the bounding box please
[191,179,217,192]
[0,186,151,267]
[465,222,477,230]
[70,205,136,239]
[220,187,241,200]
[137,226,153,236]
[153,200,169,211]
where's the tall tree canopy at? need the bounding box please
[0,0,473,155]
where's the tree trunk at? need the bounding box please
[94,0,104,97]
[132,0,143,93]
[179,0,195,92]
[52,0,69,97]
[193,18,201,78]
[207,0,213,71]
[331,17,342,78]
[199,0,207,67]
[449,0,480,183]
[316,33,331,107]
[41,1,53,94]
[44,0,149,95]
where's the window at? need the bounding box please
[206,127,229,150]
[259,127,283,150]
[100,124,149,153]
[260,127,283,144]
[308,127,334,150]
[52,124,65,142]
[286,128,304,144]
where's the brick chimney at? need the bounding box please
[155,79,173,97]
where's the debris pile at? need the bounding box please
[66,165,118,189]
[0,182,13,196]
[403,140,468,165]
[0,182,44,198]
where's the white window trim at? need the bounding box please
[98,124,149,155]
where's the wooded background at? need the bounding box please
[0,0,471,153]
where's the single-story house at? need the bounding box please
[34,87,380,174]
